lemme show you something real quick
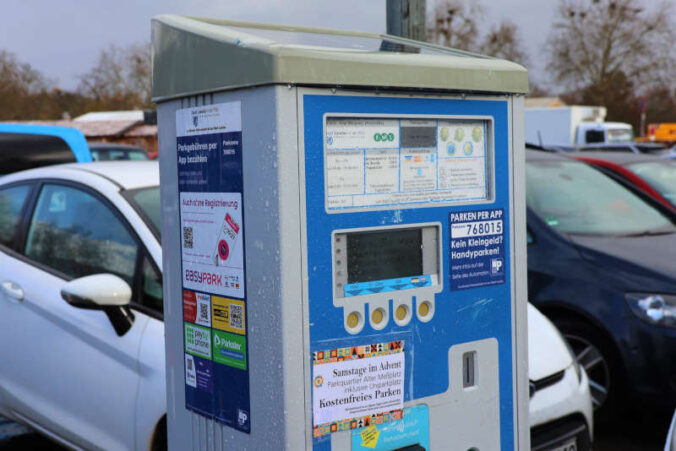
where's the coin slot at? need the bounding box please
[463,351,477,388]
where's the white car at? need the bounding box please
[0,162,593,450]
[528,303,594,450]
[0,162,164,450]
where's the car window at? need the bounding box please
[0,133,77,175]
[108,150,129,160]
[24,184,138,285]
[579,146,631,152]
[628,160,676,207]
[125,186,161,237]
[127,151,149,160]
[607,128,634,143]
[585,129,605,144]
[526,160,675,235]
[0,185,31,248]
[104,150,148,161]
[636,144,667,154]
[141,256,163,313]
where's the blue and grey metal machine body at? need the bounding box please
[153,16,529,451]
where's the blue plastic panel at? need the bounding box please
[303,94,514,450]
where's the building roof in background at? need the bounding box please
[525,97,567,108]
[74,111,146,122]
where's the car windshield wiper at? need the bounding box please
[620,228,676,237]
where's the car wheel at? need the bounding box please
[553,317,624,423]
[151,417,167,451]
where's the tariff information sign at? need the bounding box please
[176,101,251,433]
[312,341,405,438]
[325,117,490,211]
[449,208,506,290]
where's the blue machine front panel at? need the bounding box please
[304,94,513,450]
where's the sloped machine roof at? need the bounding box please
[151,15,528,102]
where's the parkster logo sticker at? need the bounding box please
[184,323,212,359]
[212,330,247,370]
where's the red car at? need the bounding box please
[570,151,676,213]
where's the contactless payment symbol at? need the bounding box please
[218,240,229,260]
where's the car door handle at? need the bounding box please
[1,281,24,301]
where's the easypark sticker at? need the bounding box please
[211,296,246,335]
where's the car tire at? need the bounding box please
[151,416,167,451]
[553,316,625,424]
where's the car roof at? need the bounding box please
[0,123,92,162]
[525,149,570,162]
[2,161,159,190]
[567,151,670,165]
[66,161,159,189]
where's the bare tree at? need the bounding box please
[78,42,152,109]
[480,21,530,66]
[0,50,50,94]
[126,43,152,105]
[427,1,531,69]
[547,0,676,105]
[0,50,55,120]
[426,0,483,50]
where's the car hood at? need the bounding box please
[568,232,676,286]
[528,303,573,381]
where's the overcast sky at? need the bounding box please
[0,0,643,92]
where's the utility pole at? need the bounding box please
[386,0,426,42]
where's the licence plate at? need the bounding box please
[549,437,577,451]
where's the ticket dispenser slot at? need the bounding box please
[333,224,442,334]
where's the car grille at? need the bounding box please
[531,414,591,451]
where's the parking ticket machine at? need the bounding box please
[153,16,529,450]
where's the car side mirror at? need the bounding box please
[61,274,135,336]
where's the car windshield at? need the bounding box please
[627,160,676,207]
[526,159,675,236]
[607,128,634,143]
[125,186,161,237]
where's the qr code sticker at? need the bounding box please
[187,357,193,370]
[199,303,209,323]
[183,227,193,248]
[230,304,244,331]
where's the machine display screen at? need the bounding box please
[347,229,423,283]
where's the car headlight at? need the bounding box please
[551,322,582,383]
[625,293,676,328]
